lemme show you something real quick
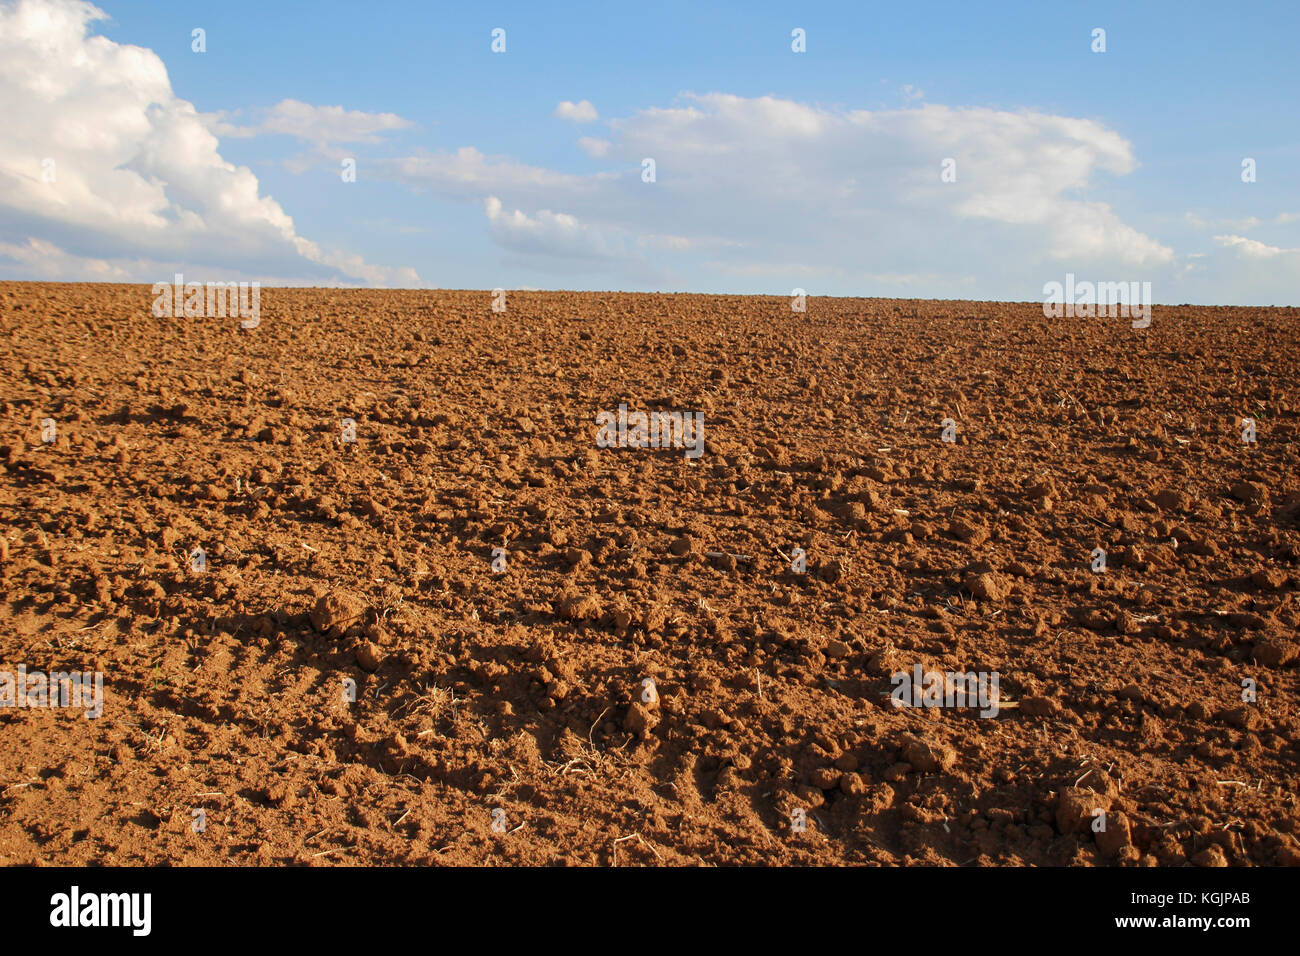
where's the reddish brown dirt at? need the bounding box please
[1,281,1298,867]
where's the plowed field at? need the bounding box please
[1,282,1298,866]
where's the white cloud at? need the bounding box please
[205,99,414,145]
[554,100,598,123]
[577,136,611,158]
[382,146,608,199]
[0,0,417,286]
[483,195,624,259]
[382,93,1176,292]
[0,236,132,280]
[1030,201,1174,265]
[1214,234,1298,259]
[638,234,691,250]
[1191,235,1300,303]
[1218,215,1262,232]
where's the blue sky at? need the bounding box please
[1,0,1297,302]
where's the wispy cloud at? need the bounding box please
[205,98,415,145]
[1214,234,1299,259]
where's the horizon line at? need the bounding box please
[0,280,1296,310]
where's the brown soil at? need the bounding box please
[1,281,1298,867]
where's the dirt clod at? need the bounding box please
[311,590,366,637]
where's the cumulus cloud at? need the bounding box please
[205,99,414,145]
[0,0,417,285]
[554,100,598,123]
[379,92,1177,293]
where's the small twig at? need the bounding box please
[705,551,753,563]
[588,707,610,749]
